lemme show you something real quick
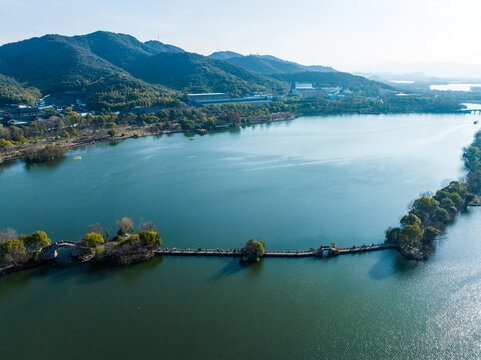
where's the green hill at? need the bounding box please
[73,31,184,69]
[129,52,289,96]
[0,31,289,99]
[0,31,184,94]
[0,74,41,105]
[0,34,125,93]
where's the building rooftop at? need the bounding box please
[188,93,229,97]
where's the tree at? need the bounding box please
[385,227,401,243]
[138,231,162,247]
[0,228,18,243]
[0,239,26,266]
[411,197,439,214]
[397,224,423,247]
[0,139,14,149]
[86,223,103,235]
[140,221,157,232]
[432,207,451,225]
[240,239,265,262]
[81,233,105,249]
[22,144,66,164]
[20,231,51,251]
[467,170,481,194]
[400,214,421,226]
[440,198,457,214]
[422,227,441,245]
[116,217,134,234]
[178,118,195,130]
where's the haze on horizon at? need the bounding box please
[2,0,481,77]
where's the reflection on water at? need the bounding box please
[24,156,66,170]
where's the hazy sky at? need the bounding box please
[1,0,481,72]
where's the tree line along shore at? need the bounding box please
[384,129,481,259]
[0,94,464,165]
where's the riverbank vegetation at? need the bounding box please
[0,93,463,165]
[386,130,481,260]
[22,144,66,164]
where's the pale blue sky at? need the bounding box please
[1,0,480,72]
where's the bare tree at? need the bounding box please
[140,221,157,232]
[86,223,103,235]
[0,228,19,243]
[116,217,134,233]
[419,191,434,198]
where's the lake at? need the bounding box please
[430,83,481,92]
[1,113,481,359]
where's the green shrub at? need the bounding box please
[0,239,26,266]
[19,231,51,251]
[81,232,105,249]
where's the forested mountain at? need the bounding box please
[0,34,125,92]
[0,31,394,107]
[72,31,184,69]
[0,74,41,105]
[0,31,289,97]
[128,52,289,96]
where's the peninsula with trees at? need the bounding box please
[385,130,481,259]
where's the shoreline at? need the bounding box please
[0,113,297,165]
[0,107,464,166]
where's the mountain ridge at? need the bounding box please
[0,31,393,107]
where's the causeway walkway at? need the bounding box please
[155,243,395,258]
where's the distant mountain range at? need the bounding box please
[357,61,481,80]
[208,51,336,74]
[0,31,393,109]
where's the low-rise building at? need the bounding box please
[188,93,230,103]
[292,83,322,97]
[2,105,40,122]
[189,92,273,106]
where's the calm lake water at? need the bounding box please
[1,113,481,359]
[430,83,481,92]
